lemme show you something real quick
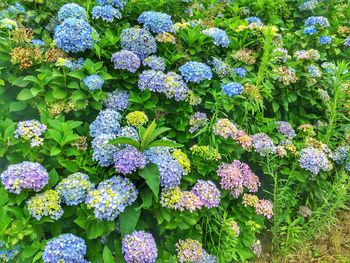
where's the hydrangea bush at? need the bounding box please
[0,0,349,262]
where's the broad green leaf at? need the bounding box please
[141,121,157,150]
[9,101,26,112]
[147,140,183,149]
[109,137,140,149]
[139,164,160,199]
[17,89,33,100]
[119,203,140,236]
[103,246,115,263]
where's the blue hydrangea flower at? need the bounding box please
[97,0,126,10]
[63,58,84,71]
[117,126,140,141]
[90,109,121,138]
[0,242,20,262]
[304,16,329,28]
[144,147,185,189]
[299,147,330,174]
[209,57,231,78]
[330,146,349,165]
[222,82,243,96]
[86,176,138,220]
[233,67,247,77]
[83,74,104,90]
[114,146,146,175]
[344,36,350,47]
[30,39,45,46]
[143,56,166,71]
[55,173,94,206]
[120,28,157,60]
[138,70,166,93]
[201,28,230,48]
[57,3,87,21]
[179,61,212,83]
[138,11,174,33]
[245,16,262,24]
[319,36,332,45]
[42,234,88,263]
[303,26,317,35]
[111,50,141,73]
[92,5,122,22]
[92,134,118,167]
[104,89,130,111]
[307,65,322,78]
[54,18,98,53]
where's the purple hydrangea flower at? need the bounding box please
[111,50,141,73]
[299,147,330,174]
[176,239,202,263]
[113,146,146,174]
[251,133,276,156]
[191,180,221,208]
[138,70,165,93]
[275,121,296,139]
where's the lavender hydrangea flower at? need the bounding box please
[202,28,230,48]
[112,50,141,73]
[120,28,157,60]
[54,18,98,53]
[113,146,146,174]
[1,161,48,194]
[252,240,262,257]
[299,147,330,174]
[256,199,274,219]
[138,70,165,93]
[122,231,158,263]
[222,82,244,96]
[304,16,329,28]
[144,147,185,188]
[275,121,296,139]
[92,5,122,22]
[200,250,217,263]
[191,180,221,208]
[179,61,212,83]
[83,74,104,90]
[57,3,87,21]
[138,11,174,33]
[89,109,121,138]
[104,89,130,111]
[92,134,118,167]
[86,176,138,220]
[97,0,126,9]
[42,234,87,263]
[251,133,276,156]
[14,120,46,147]
[143,56,166,71]
[56,173,94,206]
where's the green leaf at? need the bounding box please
[139,164,160,199]
[9,101,26,112]
[147,140,183,149]
[119,203,140,236]
[68,71,85,80]
[141,121,157,150]
[17,89,33,100]
[103,246,115,263]
[109,137,140,149]
[52,87,67,99]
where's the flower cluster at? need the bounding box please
[201,28,230,48]
[138,11,173,33]
[275,121,296,139]
[92,5,122,22]
[156,32,176,43]
[191,180,221,208]
[299,0,319,10]
[251,133,276,156]
[55,172,94,206]
[246,16,262,25]
[217,160,260,198]
[319,36,332,45]
[120,28,157,60]
[86,176,138,220]
[307,65,322,78]
[189,112,208,133]
[14,120,46,147]
[176,239,202,263]
[222,82,244,96]
[242,194,273,219]
[27,190,63,220]
[331,146,349,166]
[89,109,121,137]
[274,66,298,85]
[92,134,118,167]
[57,3,87,21]
[122,231,158,263]
[104,89,130,111]
[233,67,247,77]
[112,50,141,73]
[97,0,126,9]
[304,16,330,28]
[210,57,231,78]
[144,147,185,188]
[294,49,320,61]
[251,240,262,257]
[0,242,20,262]
[233,49,256,64]
[126,111,149,126]
[42,234,87,263]
[83,74,104,90]
[172,149,191,174]
[299,147,330,174]
[143,56,166,71]
[113,146,146,174]
[179,61,212,83]
[1,161,48,194]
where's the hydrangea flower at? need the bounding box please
[14,120,47,147]
[255,199,274,219]
[31,39,46,46]
[299,0,319,10]
[189,112,208,133]
[222,82,244,96]
[251,133,276,156]
[252,240,262,257]
[89,109,121,138]
[299,147,330,174]
[275,121,296,139]
[307,65,322,78]
[191,180,221,208]
[86,176,138,220]
[179,61,212,83]
[179,191,202,212]
[304,16,330,28]
[201,28,230,48]
[160,187,183,210]
[97,0,126,10]
[331,145,349,164]
[83,74,104,90]
[54,18,97,53]
[303,26,317,35]
[245,16,262,24]
[27,190,63,220]
[1,161,48,194]
[113,146,146,174]
[111,50,141,73]
[199,250,217,263]
[163,72,190,101]
[138,11,174,33]
[55,172,94,206]
[143,56,166,71]
[344,36,350,47]
[120,28,157,60]
[176,239,202,263]
[319,36,332,45]
[42,234,87,263]
[92,134,118,167]
[57,3,87,21]
[126,111,148,126]
[210,57,231,78]
[118,126,140,141]
[122,231,158,263]
[138,70,165,93]
[60,58,84,71]
[172,149,191,174]
[0,242,20,262]
[294,49,320,60]
[104,89,130,111]
[92,5,122,22]
[144,147,185,188]
[233,67,247,77]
